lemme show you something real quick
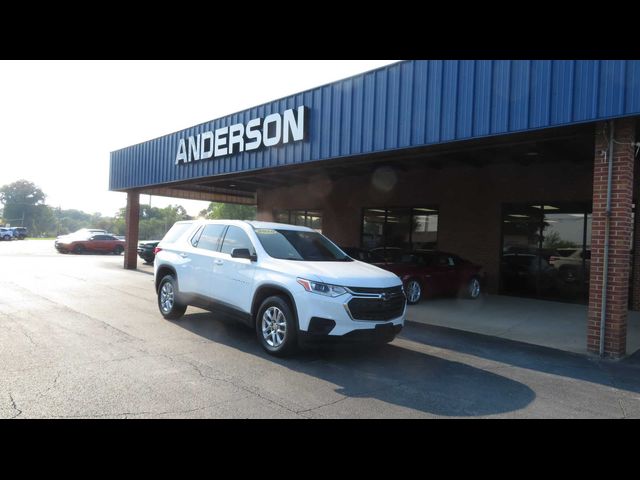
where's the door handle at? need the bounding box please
[179,252,188,258]
[214,259,224,265]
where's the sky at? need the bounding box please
[0,60,398,217]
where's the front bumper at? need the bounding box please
[54,242,68,252]
[293,286,406,338]
[299,322,402,345]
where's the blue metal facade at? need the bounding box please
[110,60,640,191]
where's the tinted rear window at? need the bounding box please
[162,222,193,244]
[196,224,227,251]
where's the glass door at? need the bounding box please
[501,203,591,303]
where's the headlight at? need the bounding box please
[297,278,347,297]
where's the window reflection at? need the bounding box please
[361,207,438,251]
[272,209,323,232]
[501,203,591,304]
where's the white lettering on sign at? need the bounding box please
[175,105,308,165]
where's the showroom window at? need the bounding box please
[273,209,322,232]
[361,207,438,251]
[500,202,592,304]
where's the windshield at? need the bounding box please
[254,228,352,261]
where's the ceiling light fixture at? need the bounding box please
[530,205,559,210]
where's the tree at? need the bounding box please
[0,180,46,230]
[542,230,578,249]
[201,202,256,220]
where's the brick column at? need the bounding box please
[633,179,640,310]
[124,191,140,270]
[588,118,635,357]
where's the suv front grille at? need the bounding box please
[346,286,405,321]
[347,285,403,295]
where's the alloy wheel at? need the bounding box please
[160,281,174,314]
[407,280,421,304]
[261,306,287,348]
[469,278,481,299]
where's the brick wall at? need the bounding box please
[588,119,636,357]
[259,158,593,294]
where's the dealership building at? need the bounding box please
[110,60,640,358]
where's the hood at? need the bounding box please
[56,233,90,243]
[269,259,402,288]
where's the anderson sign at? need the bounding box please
[175,105,308,165]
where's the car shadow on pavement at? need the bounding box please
[404,321,640,394]
[170,311,536,417]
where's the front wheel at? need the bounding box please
[405,279,422,305]
[157,275,187,320]
[465,277,482,299]
[113,245,124,255]
[73,245,84,254]
[256,296,297,356]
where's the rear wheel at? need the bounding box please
[157,275,187,320]
[256,296,297,356]
[3,235,10,241]
[405,279,422,305]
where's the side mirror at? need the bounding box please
[231,248,256,261]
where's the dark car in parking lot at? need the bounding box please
[55,233,125,255]
[137,240,160,264]
[10,227,28,239]
[372,250,484,304]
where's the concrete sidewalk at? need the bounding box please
[406,294,640,356]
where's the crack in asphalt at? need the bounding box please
[295,376,412,417]
[3,353,145,376]
[182,356,412,418]
[296,396,350,416]
[18,326,38,347]
[33,370,62,403]
[8,393,22,419]
[618,398,628,419]
[50,395,251,419]
[0,311,39,348]
[183,359,303,416]
[2,282,144,343]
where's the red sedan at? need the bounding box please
[373,250,484,304]
[55,234,125,255]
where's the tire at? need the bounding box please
[465,276,482,299]
[256,296,297,356]
[3,235,10,241]
[157,275,187,320]
[405,279,422,305]
[113,245,124,255]
[560,267,577,284]
[73,245,84,254]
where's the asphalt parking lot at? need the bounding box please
[1,239,640,418]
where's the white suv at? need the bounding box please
[154,220,406,356]
[0,227,14,241]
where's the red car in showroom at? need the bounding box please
[55,233,125,255]
[371,250,484,304]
